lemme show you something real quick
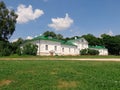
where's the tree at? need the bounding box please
[0,1,18,41]
[43,31,64,40]
[82,34,103,46]
[43,31,56,38]
[80,49,88,55]
[0,1,17,56]
[101,34,120,55]
[80,49,99,55]
[11,38,24,54]
[0,41,11,56]
[56,34,63,40]
[22,43,38,55]
[88,49,99,55]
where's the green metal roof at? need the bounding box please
[29,35,76,46]
[61,41,77,46]
[89,46,106,49]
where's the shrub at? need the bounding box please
[16,47,22,55]
[21,43,38,56]
[80,49,88,55]
[88,49,99,55]
[80,49,99,55]
[0,41,11,56]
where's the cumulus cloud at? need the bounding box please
[26,36,33,40]
[108,30,113,36]
[16,4,44,24]
[48,13,74,31]
[11,38,18,43]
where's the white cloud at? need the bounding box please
[108,30,113,36]
[16,4,44,24]
[11,38,18,43]
[48,13,74,31]
[26,36,33,40]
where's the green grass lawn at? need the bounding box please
[0,60,120,90]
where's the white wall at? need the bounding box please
[98,49,108,55]
[32,38,89,56]
[33,40,61,55]
[72,38,88,50]
[39,40,61,55]
[61,45,78,55]
[89,48,108,56]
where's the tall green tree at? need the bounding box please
[43,31,64,40]
[0,1,18,41]
[101,34,120,55]
[82,34,103,46]
[11,38,24,54]
[56,34,63,40]
[43,31,56,38]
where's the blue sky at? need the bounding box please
[3,0,120,41]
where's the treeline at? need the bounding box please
[0,1,120,56]
[1,31,120,56]
[42,31,120,55]
[81,34,120,55]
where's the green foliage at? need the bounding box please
[81,34,120,55]
[0,1,17,56]
[22,43,38,55]
[80,49,88,55]
[0,1,18,41]
[82,34,103,46]
[0,41,11,56]
[101,34,120,55]
[80,49,99,55]
[11,38,24,54]
[88,49,99,55]
[16,47,22,55]
[43,31,63,40]
[56,34,63,40]
[0,60,120,90]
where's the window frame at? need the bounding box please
[55,46,57,51]
[45,45,48,50]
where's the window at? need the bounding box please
[69,48,70,52]
[62,48,64,52]
[45,45,48,50]
[55,46,57,51]
[81,39,84,42]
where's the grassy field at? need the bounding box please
[0,60,120,90]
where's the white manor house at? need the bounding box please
[28,35,108,56]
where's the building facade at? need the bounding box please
[89,46,108,55]
[29,35,108,56]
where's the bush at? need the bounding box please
[80,49,99,55]
[88,49,99,55]
[0,41,11,56]
[16,47,22,55]
[21,43,38,56]
[80,49,88,55]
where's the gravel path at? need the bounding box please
[0,58,120,61]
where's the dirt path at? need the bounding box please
[0,58,120,61]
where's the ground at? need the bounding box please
[0,60,120,90]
